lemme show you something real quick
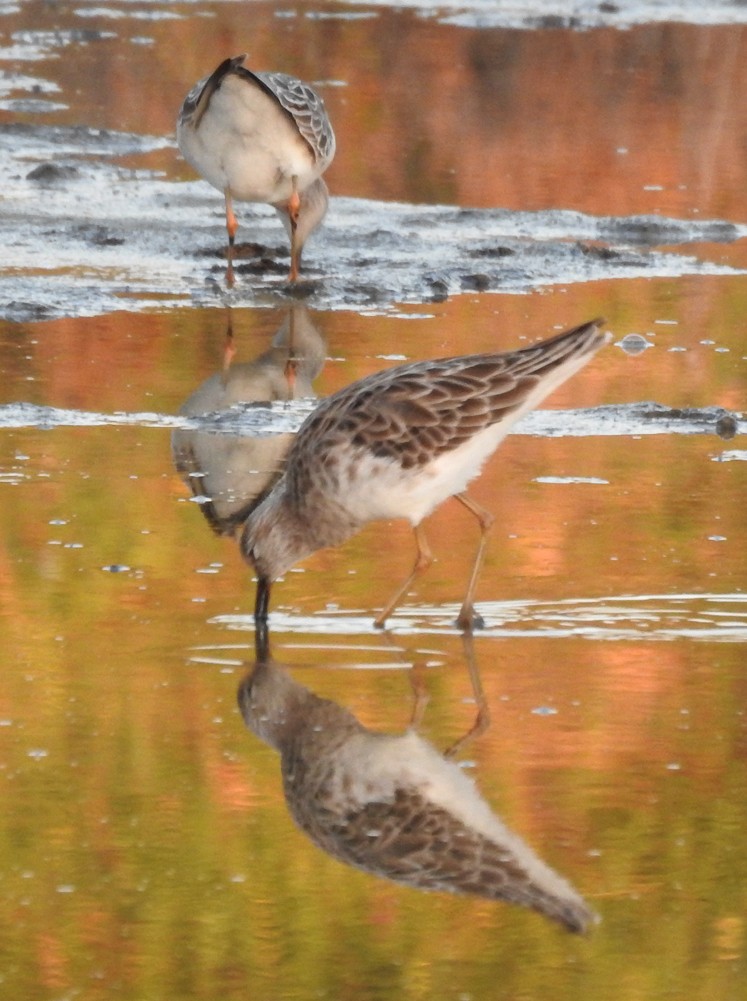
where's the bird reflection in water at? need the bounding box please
[172,305,325,536]
[238,627,598,934]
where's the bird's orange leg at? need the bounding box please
[287,176,301,282]
[454,492,495,631]
[374,523,433,629]
[224,189,238,286]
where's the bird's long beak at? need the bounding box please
[255,575,271,623]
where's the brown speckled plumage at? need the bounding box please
[238,660,598,934]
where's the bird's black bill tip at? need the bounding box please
[254,578,271,663]
[254,576,271,624]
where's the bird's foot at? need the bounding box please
[455,606,485,632]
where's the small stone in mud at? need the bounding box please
[232,241,275,260]
[85,227,124,247]
[237,256,289,277]
[470,245,515,259]
[715,414,738,440]
[424,275,449,302]
[535,15,581,29]
[578,243,620,261]
[5,300,53,322]
[461,273,491,291]
[26,162,80,184]
[195,241,266,261]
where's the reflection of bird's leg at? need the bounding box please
[224,188,238,286]
[454,492,495,632]
[284,303,298,397]
[374,523,434,629]
[407,660,431,730]
[222,305,236,382]
[287,175,301,282]
[444,633,490,759]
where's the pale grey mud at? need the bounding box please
[1,121,744,322]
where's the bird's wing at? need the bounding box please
[293,785,596,933]
[289,319,607,472]
[254,70,336,167]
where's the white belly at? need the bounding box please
[339,421,511,526]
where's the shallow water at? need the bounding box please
[1,3,746,1000]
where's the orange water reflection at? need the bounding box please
[3,5,747,225]
[1,3,747,1000]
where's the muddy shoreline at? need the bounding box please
[2,121,745,323]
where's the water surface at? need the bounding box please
[0,3,745,1000]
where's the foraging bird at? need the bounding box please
[240,318,609,629]
[177,54,336,283]
[237,646,598,934]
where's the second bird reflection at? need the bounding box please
[238,629,597,935]
[172,306,326,537]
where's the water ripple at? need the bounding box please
[210,593,747,645]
